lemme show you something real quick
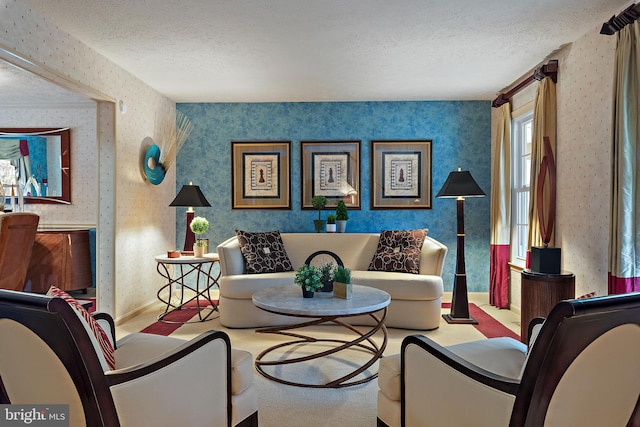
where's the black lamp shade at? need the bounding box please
[436,170,485,198]
[169,184,211,207]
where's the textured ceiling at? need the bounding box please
[4,0,632,103]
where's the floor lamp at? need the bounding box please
[169,182,211,253]
[436,168,485,324]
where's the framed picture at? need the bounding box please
[301,141,360,209]
[231,141,291,209]
[371,140,432,209]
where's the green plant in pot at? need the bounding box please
[189,216,209,257]
[333,265,352,299]
[326,214,337,233]
[294,264,323,298]
[318,262,334,292]
[336,200,349,233]
[311,195,327,233]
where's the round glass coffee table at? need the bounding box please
[252,284,390,388]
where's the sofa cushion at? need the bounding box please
[378,353,402,401]
[47,286,116,371]
[351,270,443,300]
[448,337,528,380]
[368,229,428,274]
[236,230,294,274]
[231,349,254,395]
[220,274,296,299]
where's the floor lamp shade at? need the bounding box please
[437,169,485,324]
[169,183,211,252]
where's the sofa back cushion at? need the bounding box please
[236,230,294,274]
[217,233,447,276]
[368,229,428,274]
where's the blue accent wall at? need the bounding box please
[176,101,491,292]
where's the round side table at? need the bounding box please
[520,269,575,343]
[154,253,220,323]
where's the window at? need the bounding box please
[511,110,533,266]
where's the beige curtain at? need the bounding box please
[489,103,511,308]
[527,78,557,257]
[609,21,640,294]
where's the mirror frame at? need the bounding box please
[0,127,70,204]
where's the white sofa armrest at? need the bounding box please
[218,235,246,276]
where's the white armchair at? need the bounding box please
[0,290,258,427]
[378,293,640,427]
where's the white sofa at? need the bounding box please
[217,233,447,330]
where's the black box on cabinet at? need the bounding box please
[530,246,561,274]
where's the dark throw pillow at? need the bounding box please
[235,230,294,274]
[368,229,428,274]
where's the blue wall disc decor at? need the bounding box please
[144,144,166,185]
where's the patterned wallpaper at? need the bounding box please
[555,26,617,298]
[2,1,177,318]
[177,101,492,292]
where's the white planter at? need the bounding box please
[326,223,337,233]
[193,245,205,257]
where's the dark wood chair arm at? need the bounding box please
[402,334,521,395]
[527,317,546,346]
[91,312,117,348]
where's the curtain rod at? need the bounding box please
[492,60,558,108]
[601,3,640,35]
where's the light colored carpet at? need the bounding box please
[116,295,519,427]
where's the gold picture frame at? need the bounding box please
[301,140,361,209]
[371,140,432,209]
[231,141,291,209]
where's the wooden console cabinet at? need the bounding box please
[521,269,575,343]
[26,229,93,293]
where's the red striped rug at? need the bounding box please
[140,299,217,336]
[442,302,520,340]
[138,300,519,340]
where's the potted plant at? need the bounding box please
[294,264,323,298]
[336,200,349,233]
[333,265,352,299]
[189,216,209,257]
[311,195,327,233]
[326,214,337,233]
[318,262,334,292]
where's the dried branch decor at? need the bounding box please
[144,111,194,185]
[158,110,193,171]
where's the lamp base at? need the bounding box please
[442,314,478,325]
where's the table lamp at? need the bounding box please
[169,182,211,253]
[436,168,485,324]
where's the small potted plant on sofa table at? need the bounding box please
[189,216,209,257]
[333,265,352,299]
[295,264,323,298]
[336,200,349,233]
[312,195,327,233]
[326,214,337,233]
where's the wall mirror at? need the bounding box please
[0,127,70,204]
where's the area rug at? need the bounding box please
[133,301,519,427]
[442,302,520,340]
[141,301,518,340]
